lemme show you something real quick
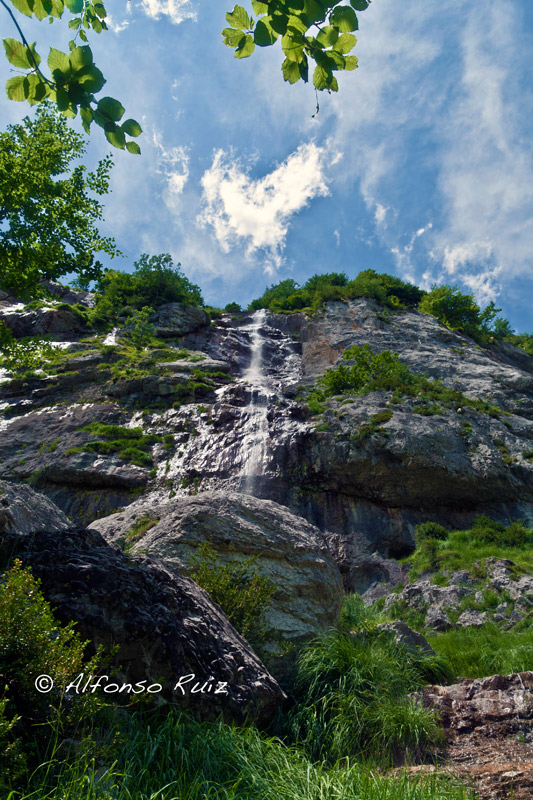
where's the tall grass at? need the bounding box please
[283,597,451,766]
[427,623,533,679]
[8,710,475,800]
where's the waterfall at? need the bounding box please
[240,309,270,494]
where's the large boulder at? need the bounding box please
[0,305,90,339]
[1,484,284,726]
[89,492,344,658]
[150,303,209,337]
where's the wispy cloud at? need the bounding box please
[138,0,196,25]
[197,143,335,271]
[152,130,190,208]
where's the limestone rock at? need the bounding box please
[0,480,71,535]
[89,492,344,656]
[1,487,284,727]
[150,304,209,337]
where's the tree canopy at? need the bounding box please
[0,102,118,298]
[1,1,371,150]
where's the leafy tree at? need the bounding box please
[345,269,424,308]
[418,285,500,341]
[223,1,372,92]
[0,103,118,298]
[1,0,141,151]
[91,253,204,326]
[123,306,156,351]
[2,1,369,148]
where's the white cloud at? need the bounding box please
[152,131,190,206]
[138,0,196,24]
[391,224,433,277]
[198,143,335,270]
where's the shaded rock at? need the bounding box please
[43,453,150,489]
[0,479,71,536]
[424,608,451,631]
[377,620,435,656]
[39,280,95,307]
[150,304,209,337]
[336,553,408,599]
[1,485,284,726]
[1,306,90,339]
[89,492,344,664]
[159,357,230,374]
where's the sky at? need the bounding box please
[2,0,533,331]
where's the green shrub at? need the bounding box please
[188,543,276,651]
[418,285,503,341]
[224,301,242,313]
[415,521,449,547]
[69,422,163,467]
[470,515,532,548]
[318,344,416,396]
[0,336,58,374]
[122,306,156,351]
[91,254,203,323]
[0,560,103,786]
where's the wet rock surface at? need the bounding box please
[1,484,284,726]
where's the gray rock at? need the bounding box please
[0,480,71,535]
[457,609,488,627]
[150,304,209,337]
[1,306,90,339]
[377,620,436,656]
[89,492,344,665]
[424,608,451,631]
[43,453,150,489]
[1,486,284,726]
[159,357,230,374]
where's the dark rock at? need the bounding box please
[0,479,71,536]
[377,620,436,656]
[150,304,209,337]
[0,484,284,726]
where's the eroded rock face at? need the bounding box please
[0,479,71,536]
[89,492,344,659]
[0,306,90,339]
[419,673,533,800]
[150,304,209,337]
[0,485,283,726]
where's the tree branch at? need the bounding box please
[0,0,54,85]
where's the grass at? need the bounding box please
[427,623,533,679]
[7,708,476,800]
[66,422,164,467]
[124,514,159,551]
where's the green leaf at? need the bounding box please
[281,57,301,84]
[69,45,93,72]
[93,2,107,19]
[235,33,255,58]
[68,17,81,28]
[251,0,268,13]
[316,26,338,48]
[225,5,250,30]
[302,0,326,25]
[254,18,278,46]
[313,63,331,90]
[3,38,41,69]
[25,73,49,104]
[330,5,358,32]
[350,0,370,10]
[50,0,64,19]
[269,13,289,35]
[65,0,83,12]
[281,32,305,63]
[48,47,71,80]
[79,29,88,42]
[126,141,141,155]
[121,118,142,137]
[222,27,246,48]
[335,32,356,53]
[31,0,50,20]
[76,64,105,92]
[287,14,307,34]
[9,0,33,18]
[5,75,27,101]
[80,105,93,133]
[344,54,358,70]
[97,96,125,121]
[104,124,126,149]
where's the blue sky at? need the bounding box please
[2,0,533,331]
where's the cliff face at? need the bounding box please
[1,298,532,563]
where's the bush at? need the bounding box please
[224,301,242,313]
[122,306,156,350]
[92,254,203,323]
[470,515,532,548]
[0,336,58,374]
[317,344,416,396]
[418,285,503,341]
[188,543,276,651]
[344,269,424,308]
[0,560,103,786]
[415,521,449,547]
